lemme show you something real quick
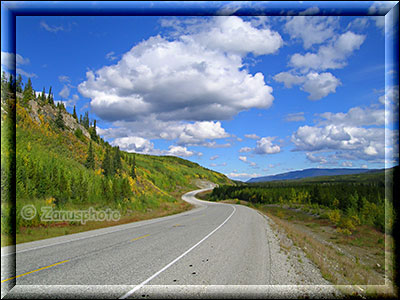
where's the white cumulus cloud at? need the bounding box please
[184,16,283,57]
[274,70,341,100]
[306,153,328,164]
[254,137,281,154]
[78,16,282,152]
[111,136,156,154]
[301,72,341,100]
[291,103,395,163]
[284,16,338,49]
[289,31,366,72]
[273,71,306,88]
[78,16,278,126]
[166,145,195,157]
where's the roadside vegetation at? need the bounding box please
[210,170,394,234]
[1,74,232,246]
[208,169,398,297]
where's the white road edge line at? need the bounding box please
[119,205,236,299]
[1,188,211,257]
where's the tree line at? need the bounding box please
[210,178,392,233]
[2,73,101,143]
[4,74,139,209]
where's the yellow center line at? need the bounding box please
[131,234,150,242]
[1,259,70,284]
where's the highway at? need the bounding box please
[1,185,339,298]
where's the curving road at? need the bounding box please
[1,184,338,299]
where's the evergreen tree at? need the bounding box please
[82,111,90,129]
[1,72,8,100]
[89,127,97,142]
[60,101,66,111]
[348,191,359,211]
[55,105,65,130]
[72,105,78,120]
[101,147,113,177]
[22,77,33,104]
[113,146,122,172]
[32,84,36,100]
[130,154,136,179]
[112,177,122,202]
[16,74,23,93]
[41,87,46,103]
[74,127,83,140]
[84,141,95,170]
[79,114,82,124]
[56,169,68,205]
[7,74,15,95]
[47,86,54,105]
[89,119,98,142]
[121,177,132,198]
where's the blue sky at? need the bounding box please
[2,2,399,181]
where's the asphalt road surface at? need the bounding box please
[1,184,339,299]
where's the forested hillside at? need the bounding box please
[1,74,232,244]
[210,169,396,234]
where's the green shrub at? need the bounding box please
[328,209,341,225]
[337,227,352,235]
[338,216,356,233]
[74,128,84,141]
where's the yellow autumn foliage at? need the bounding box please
[45,197,56,206]
[95,168,103,176]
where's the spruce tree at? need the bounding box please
[55,105,65,130]
[84,141,95,170]
[89,127,98,142]
[22,77,33,104]
[41,87,46,103]
[72,105,78,120]
[7,74,15,95]
[113,146,122,172]
[83,111,90,129]
[16,74,23,93]
[101,147,112,177]
[90,119,98,142]
[47,86,54,105]
[32,85,36,100]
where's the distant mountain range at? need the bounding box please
[247,168,382,183]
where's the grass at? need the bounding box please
[226,200,396,298]
[1,97,233,246]
[2,193,193,246]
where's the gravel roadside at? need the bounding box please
[260,211,343,298]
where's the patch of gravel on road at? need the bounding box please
[260,212,333,286]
